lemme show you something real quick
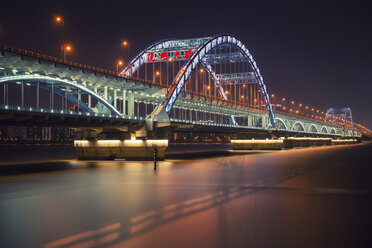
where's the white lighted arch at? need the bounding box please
[291,121,305,132]
[275,118,288,130]
[0,74,122,116]
[320,126,328,134]
[308,124,319,133]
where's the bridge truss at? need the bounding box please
[120,34,276,128]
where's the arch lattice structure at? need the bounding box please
[275,118,287,130]
[291,121,305,132]
[0,74,121,116]
[320,126,328,134]
[324,107,354,135]
[308,124,319,133]
[120,34,276,128]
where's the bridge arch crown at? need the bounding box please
[291,121,305,132]
[122,34,276,128]
[308,124,319,133]
[320,126,328,134]
[275,118,287,130]
[0,74,121,116]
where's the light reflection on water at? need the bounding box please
[0,142,370,248]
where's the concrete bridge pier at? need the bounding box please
[74,118,171,160]
[231,139,283,150]
[281,137,332,148]
[74,139,168,160]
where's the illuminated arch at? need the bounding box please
[308,124,319,133]
[320,126,328,134]
[291,121,305,132]
[275,118,287,130]
[0,74,121,116]
[122,34,276,127]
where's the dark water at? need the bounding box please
[0,142,371,248]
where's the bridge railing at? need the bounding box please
[0,104,145,120]
[0,44,157,85]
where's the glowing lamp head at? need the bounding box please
[117,60,123,66]
[156,71,160,76]
[200,69,204,72]
[55,16,62,23]
[65,45,72,52]
[122,41,128,46]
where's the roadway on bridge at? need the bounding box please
[0,142,371,247]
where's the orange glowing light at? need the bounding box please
[200,68,204,72]
[155,71,160,76]
[291,101,295,104]
[55,16,62,23]
[117,60,123,66]
[282,98,286,101]
[271,94,275,97]
[122,41,128,46]
[243,84,246,87]
[65,45,72,52]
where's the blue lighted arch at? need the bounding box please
[0,74,121,116]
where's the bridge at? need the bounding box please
[0,34,358,159]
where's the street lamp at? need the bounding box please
[63,44,72,61]
[117,60,124,75]
[55,16,65,59]
[122,40,130,65]
[55,16,63,23]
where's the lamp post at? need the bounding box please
[63,44,72,61]
[117,60,124,75]
[55,16,65,59]
[122,40,129,64]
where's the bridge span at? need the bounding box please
[0,35,358,160]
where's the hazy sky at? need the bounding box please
[1,0,371,127]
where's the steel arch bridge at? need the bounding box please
[0,39,357,138]
[120,34,276,128]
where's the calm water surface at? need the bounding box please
[0,142,371,248]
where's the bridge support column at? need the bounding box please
[262,116,268,128]
[104,86,108,100]
[247,116,253,127]
[74,139,168,160]
[94,86,101,113]
[127,91,134,116]
[122,89,127,115]
[113,89,117,109]
[88,95,91,108]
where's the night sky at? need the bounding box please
[1,0,371,127]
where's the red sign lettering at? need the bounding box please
[148,52,154,62]
[160,52,169,60]
[185,49,193,59]
[174,51,180,59]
